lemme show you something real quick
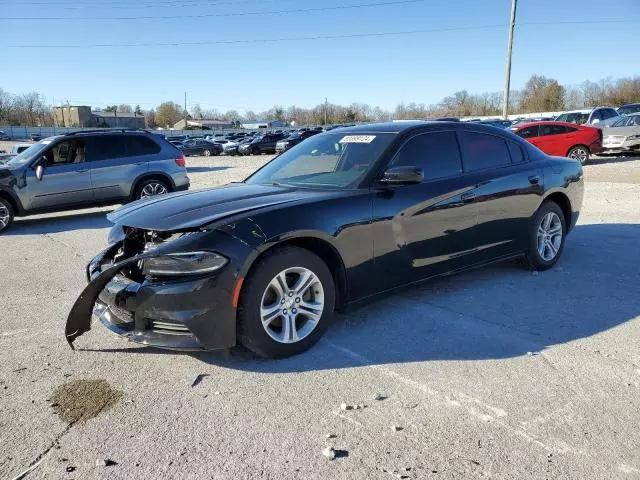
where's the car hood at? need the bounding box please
[107,183,343,231]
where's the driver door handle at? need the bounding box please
[76,168,89,173]
[461,191,475,202]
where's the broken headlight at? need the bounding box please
[142,252,228,277]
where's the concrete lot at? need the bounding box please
[1,150,640,479]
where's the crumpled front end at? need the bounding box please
[65,227,244,351]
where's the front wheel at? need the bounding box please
[525,201,566,271]
[0,197,15,233]
[203,149,211,156]
[238,246,335,358]
[567,145,590,165]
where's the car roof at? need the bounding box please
[331,121,432,134]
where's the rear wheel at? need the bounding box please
[251,147,260,156]
[525,201,566,271]
[203,149,212,156]
[0,197,15,233]
[567,145,590,165]
[238,246,335,358]
[135,178,170,200]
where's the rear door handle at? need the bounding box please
[528,175,540,185]
[77,168,89,173]
[135,162,145,166]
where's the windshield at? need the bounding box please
[556,112,589,124]
[246,132,394,188]
[618,106,640,116]
[6,142,49,168]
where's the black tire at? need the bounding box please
[525,201,566,271]
[567,145,590,165]
[250,147,260,156]
[238,246,336,358]
[0,197,15,233]
[134,178,170,201]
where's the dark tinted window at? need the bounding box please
[591,110,602,121]
[507,141,525,164]
[515,126,539,138]
[540,124,567,136]
[600,109,617,120]
[458,131,511,172]
[392,131,462,180]
[89,135,129,161]
[566,126,578,132]
[128,136,161,156]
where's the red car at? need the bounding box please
[511,121,602,164]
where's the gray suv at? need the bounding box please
[0,130,189,233]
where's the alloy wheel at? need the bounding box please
[140,182,168,198]
[0,204,9,230]
[260,267,324,344]
[204,149,211,156]
[569,147,588,163]
[536,212,563,261]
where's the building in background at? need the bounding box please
[92,111,145,129]
[53,106,93,127]
[172,118,236,130]
[241,120,286,130]
[53,106,145,128]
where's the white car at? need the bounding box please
[214,139,240,154]
[555,107,620,127]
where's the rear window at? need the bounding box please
[127,136,161,156]
[458,131,512,172]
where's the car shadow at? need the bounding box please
[187,166,230,173]
[8,210,112,235]
[81,223,640,372]
[589,153,640,165]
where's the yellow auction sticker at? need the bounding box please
[339,135,376,144]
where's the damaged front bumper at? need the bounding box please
[65,238,239,351]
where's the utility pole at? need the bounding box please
[502,0,517,120]
[324,97,328,125]
[184,92,188,130]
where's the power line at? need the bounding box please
[10,0,294,8]
[2,0,425,20]
[4,20,637,48]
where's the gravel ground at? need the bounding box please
[1,148,640,479]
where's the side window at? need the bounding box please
[88,135,130,162]
[391,131,462,181]
[540,124,567,136]
[128,136,161,156]
[507,141,525,164]
[458,131,512,172]
[591,110,602,121]
[566,126,578,132]
[515,126,539,138]
[43,140,87,166]
[601,109,617,120]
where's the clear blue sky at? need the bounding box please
[1,0,638,113]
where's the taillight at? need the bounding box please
[175,154,185,167]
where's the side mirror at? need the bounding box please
[35,164,44,181]
[379,166,423,185]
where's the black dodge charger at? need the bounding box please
[66,122,584,358]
